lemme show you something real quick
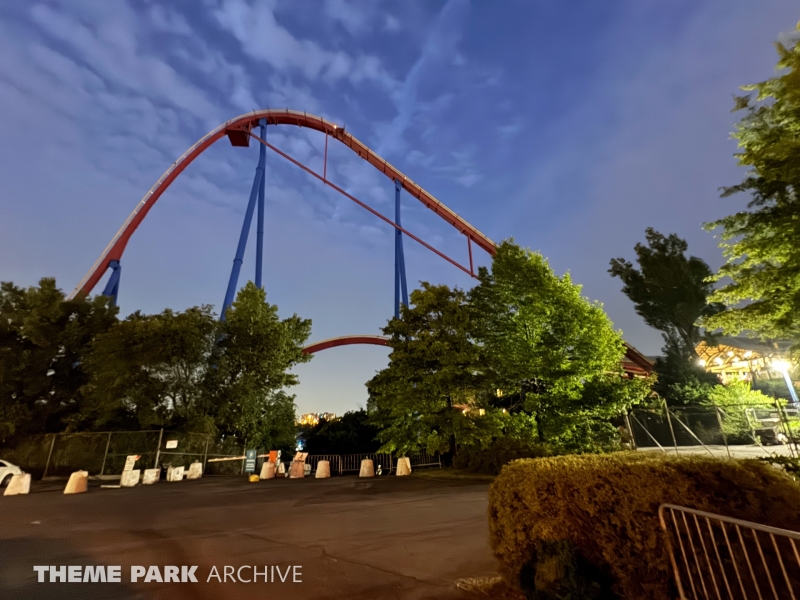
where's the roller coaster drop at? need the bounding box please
[67,109,498,351]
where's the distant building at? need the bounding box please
[695,337,793,384]
[297,412,339,426]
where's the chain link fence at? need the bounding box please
[1,431,444,479]
[628,399,800,459]
[0,429,249,478]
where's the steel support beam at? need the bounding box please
[101,260,121,306]
[221,120,267,319]
[394,179,409,319]
[255,119,266,289]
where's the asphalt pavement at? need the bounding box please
[0,472,500,600]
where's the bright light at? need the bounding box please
[714,357,724,365]
[698,359,706,367]
[772,359,791,373]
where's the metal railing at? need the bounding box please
[409,449,442,469]
[308,454,343,475]
[341,453,394,474]
[659,503,800,599]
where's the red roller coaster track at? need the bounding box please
[67,108,497,300]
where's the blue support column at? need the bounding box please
[255,119,266,289]
[221,120,267,320]
[394,179,409,319]
[101,260,121,306]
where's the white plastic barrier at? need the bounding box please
[396,457,412,476]
[142,469,160,485]
[64,470,89,494]
[260,462,276,480]
[289,461,305,479]
[186,462,203,480]
[315,460,331,479]
[4,473,31,496]
[120,469,140,487]
[359,459,375,478]
[166,466,184,482]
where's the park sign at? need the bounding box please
[245,450,257,474]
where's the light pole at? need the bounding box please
[772,359,799,406]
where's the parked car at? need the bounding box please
[0,460,22,486]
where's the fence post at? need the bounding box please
[153,428,164,469]
[714,407,731,459]
[775,399,799,459]
[624,411,637,450]
[663,399,680,455]
[99,431,113,475]
[41,433,57,480]
[203,434,210,471]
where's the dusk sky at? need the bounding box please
[1,1,797,416]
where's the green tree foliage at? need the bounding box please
[82,306,218,430]
[210,282,311,448]
[705,27,800,355]
[0,278,118,441]
[609,229,721,404]
[609,228,722,356]
[368,242,651,458]
[472,241,643,451]
[704,380,774,441]
[302,410,381,455]
[367,283,500,457]
[83,282,310,449]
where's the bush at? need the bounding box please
[488,453,800,600]
[454,438,550,474]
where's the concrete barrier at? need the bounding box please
[289,461,305,479]
[166,466,184,482]
[260,462,276,480]
[4,473,31,496]
[359,459,375,478]
[142,469,160,485]
[186,462,203,480]
[315,460,331,479]
[64,470,89,494]
[120,469,140,487]
[277,462,286,478]
[396,457,412,476]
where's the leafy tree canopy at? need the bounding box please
[82,282,310,449]
[367,283,498,457]
[302,410,381,455]
[368,241,651,457]
[609,228,722,357]
[705,26,800,356]
[472,241,647,451]
[0,278,117,441]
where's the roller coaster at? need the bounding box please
[66,108,652,373]
[67,108,497,352]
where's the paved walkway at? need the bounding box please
[0,473,500,599]
[637,443,795,459]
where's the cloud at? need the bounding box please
[212,0,394,88]
[375,0,470,157]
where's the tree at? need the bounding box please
[209,282,312,449]
[302,410,381,455]
[705,27,800,356]
[82,306,217,431]
[0,278,118,441]
[471,241,646,451]
[367,283,500,458]
[609,228,723,358]
[83,282,311,450]
[609,229,722,405]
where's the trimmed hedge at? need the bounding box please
[488,452,800,600]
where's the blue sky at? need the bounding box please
[0,1,797,416]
